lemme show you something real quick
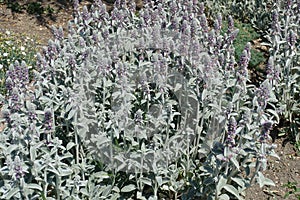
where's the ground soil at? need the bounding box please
[0,1,299,199]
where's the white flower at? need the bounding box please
[20,46,25,51]
[3,53,8,57]
[0,64,3,70]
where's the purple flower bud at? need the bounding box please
[272,10,278,22]
[191,18,199,37]
[208,29,216,46]
[226,56,235,71]
[200,14,208,33]
[28,112,37,122]
[286,0,292,9]
[2,109,11,125]
[128,0,136,13]
[260,121,272,142]
[68,22,75,35]
[237,50,250,83]
[266,56,274,77]
[13,156,25,179]
[217,13,222,28]
[239,49,250,67]
[5,77,13,92]
[44,109,53,131]
[199,2,205,15]
[256,81,271,109]
[287,29,296,47]
[102,28,109,40]
[191,39,201,60]
[170,17,179,30]
[214,19,220,32]
[227,15,234,33]
[226,117,237,148]
[52,26,64,41]
[227,29,239,44]
[244,42,251,55]
[78,37,86,48]
[143,9,150,24]
[21,61,29,85]
[94,0,104,8]
[73,0,79,12]
[170,1,177,15]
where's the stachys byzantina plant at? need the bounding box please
[0,0,278,199]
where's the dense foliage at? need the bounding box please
[0,0,298,199]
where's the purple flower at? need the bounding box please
[208,29,216,46]
[239,47,250,66]
[227,56,235,71]
[52,26,64,41]
[227,29,239,44]
[44,109,53,131]
[266,56,274,77]
[191,18,199,37]
[199,2,205,15]
[214,19,220,32]
[170,17,179,30]
[170,1,177,15]
[200,14,208,33]
[271,10,280,34]
[227,15,234,33]
[2,109,11,126]
[73,0,79,12]
[5,77,13,92]
[287,29,296,47]
[68,22,76,35]
[20,61,29,85]
[217,13,222,28]
[190,39,201,60]
[256,81,271,109]
[226,117,237,148]
[260,121,272,142]
[128,0,136,13]
[286,0,292,9]
[142,9,150,24]
[237,49,250,83]
[13,156,25,179]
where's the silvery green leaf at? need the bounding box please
[264,177,275,187]
[266,109,280,123]
[223,184,242,200]
[216,175,227,195]
[231,177,245,187]
[257,171,275,188]
[121,184,136,193]
[66,142,76,150]
[27,183,43,191]
[1,188,19,199]
[58,167,73,176]
[93,172,110,179]
[230,156,240,170]
[219,194,230,200]
[156,176,163,186]
[137,191,147,200]
[139,177,152,186]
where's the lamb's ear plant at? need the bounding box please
[264,0,300,143]
[0,0,279,199]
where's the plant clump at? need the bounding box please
[1,0,296,199]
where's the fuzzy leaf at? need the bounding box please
[27,184,43,191]
[223,185,242,200]
[121,184,136,193]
